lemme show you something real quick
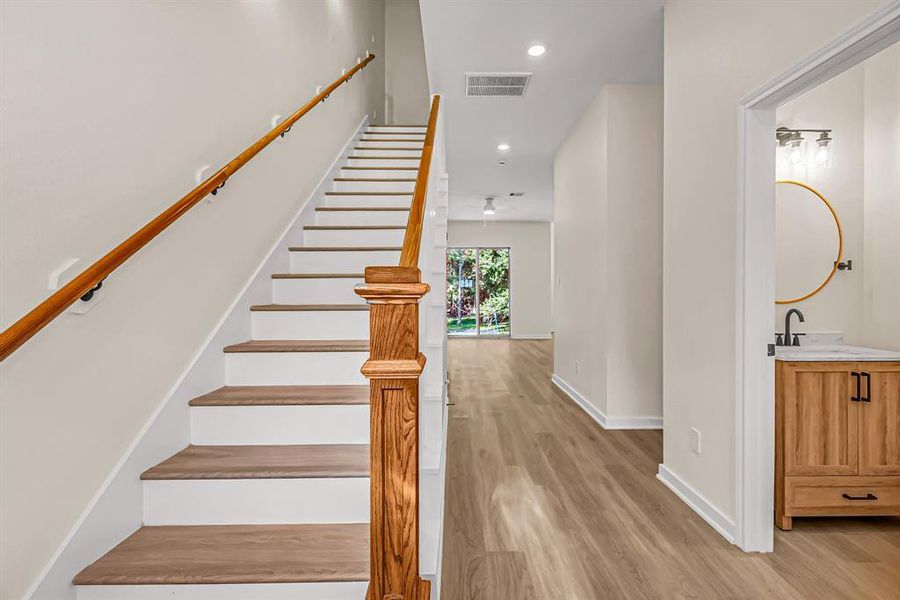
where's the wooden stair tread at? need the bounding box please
[316,207,409,211]
[303,225,406,230]
[73,523,369,585]
[333,177,417,182]
[288,246,401,252]
[357,140,423,144]
[190,385,370,406]
[141,444,369,480]
[354,146,422,151]
[249,304,370,312]
[271,272,363,279]
[347,155,421,160]
[325,191,413,196]
[224,340,369,353]
[341,166,418,170]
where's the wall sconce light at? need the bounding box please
[776,127,833,169]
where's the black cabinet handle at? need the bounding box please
[861,372,871,402]
[851,372,861,402]
[842,493,878,501]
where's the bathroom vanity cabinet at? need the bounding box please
[775,360,900,530]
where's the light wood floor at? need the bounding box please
[440,339,900,600]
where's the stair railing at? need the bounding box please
[0,53,377,362]
[355,94,440,600]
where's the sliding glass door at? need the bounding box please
[446,247,510,337]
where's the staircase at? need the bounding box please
[72,125,427,600]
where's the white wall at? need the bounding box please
[775,65,865,340]
[774,44,900,351]
[553,84,663,425]
[0,2,384,598]
[662,0,887,529]
[447,220,552,339]
[384,0,430,124]
[862,43,900,351]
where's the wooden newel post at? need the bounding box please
[355,266,432,600]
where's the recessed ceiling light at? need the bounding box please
[528,44,546,57]
[497,143,510,151]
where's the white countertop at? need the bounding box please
[775,344,900,362]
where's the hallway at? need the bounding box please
[439,339,900,599]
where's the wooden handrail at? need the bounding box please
[398,95,441,268]
[0,53,376,362]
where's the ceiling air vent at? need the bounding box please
[465,73,532,97]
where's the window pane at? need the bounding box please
[446,249,478,336]
[477,248,510,336]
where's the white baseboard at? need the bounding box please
[656,464,736,544]
[550,374,662,430]
[511,334,552,340]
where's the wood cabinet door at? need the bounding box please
[783,362,859,476]
[859,362,900,476]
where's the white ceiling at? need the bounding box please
[419,0,664,221]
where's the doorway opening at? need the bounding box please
[446,247,510,337]
[736,4,900,552]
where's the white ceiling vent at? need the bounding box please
[465,73,531,97]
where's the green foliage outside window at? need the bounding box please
[446,248,509,334]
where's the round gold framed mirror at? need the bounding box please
[775,180,843,305]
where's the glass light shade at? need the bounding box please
[814,143,832,168]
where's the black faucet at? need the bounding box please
[783,308,805,346]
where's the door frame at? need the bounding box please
[735,3,900,552]
[446,246,511,337]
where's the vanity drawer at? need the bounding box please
[785,476,900,515]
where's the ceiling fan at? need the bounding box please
[461,196,517,225]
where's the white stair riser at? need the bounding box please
[290,249,399,273]
[315,210,409,226]
[272,277,363,304]
[352,148,421,158]
[252,310,369,340]
[143,478,369,525]
[225,352,368,386]
[356,140,423,149]
[77,582,369,600]
[332,179,416,192]
[367,126,426,134]
[346,158,419,168]
[192,405,369,445]
[304,228,405,247]
[341,168,418,179]
[324,194,411,208]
